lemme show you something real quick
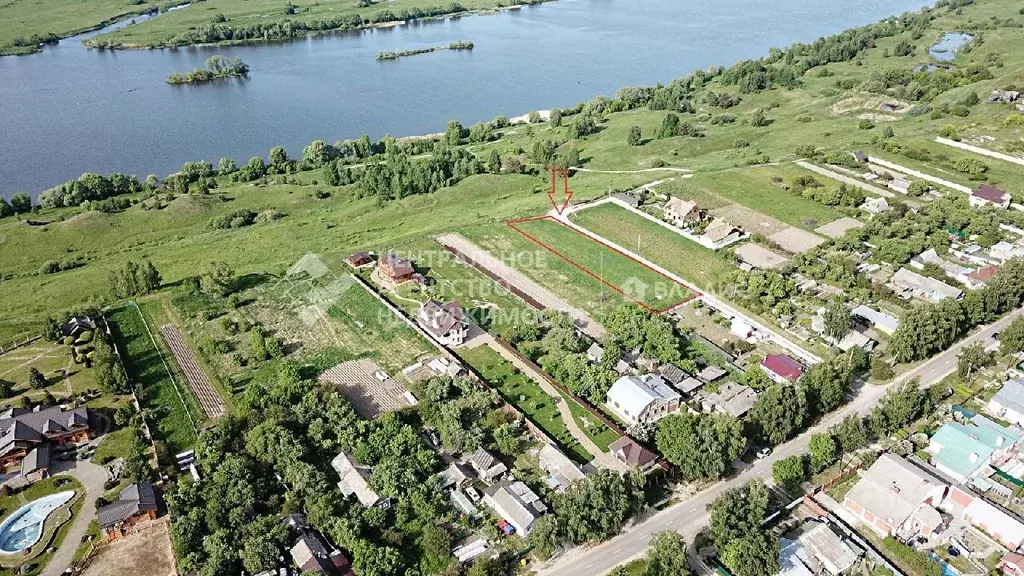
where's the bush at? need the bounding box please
[40,261,60,275]
[882,537,943,576]
[210,209,257,229]
[858,119,875,130]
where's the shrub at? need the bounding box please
[858,119,875,130]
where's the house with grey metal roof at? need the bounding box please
[889,268,963,303]
[482,480,547,537]
[989,379,1024,427]
[851,305,900,335]
[605,374,681,426]
[331,452,383,508]
[843,454,948,540]
[468,447,507,482]
[96,482,158,541]
[0,405,94,474]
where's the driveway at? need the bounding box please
[42,459,107,576]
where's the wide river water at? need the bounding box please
[0,0,929,196]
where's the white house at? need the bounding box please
[988,379,1024,427]
[889,268,963,302]
[332,452,383,508]
[417,300,469,346]
[843,454,949,540]
[605,374,681,425]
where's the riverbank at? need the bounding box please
[377,40,473,60]
[80,0,546,52]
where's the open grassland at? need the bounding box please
[86,0,530,49]
[107,303,198,455]
[458,344,594,463]
[509,217,693,312]
[570,203,736,290]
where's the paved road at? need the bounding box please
[935,136,1024,168]
[43,459,107,576]
[536,307,1024,576]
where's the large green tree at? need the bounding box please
[707,480,769,551]
[656,412,745,480]
[749,383,807,445]
[556,470,646,544]
[645,531,691,576]
[721,530,780,576]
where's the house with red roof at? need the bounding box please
[760,354,805,384]
[969,184,1011,210]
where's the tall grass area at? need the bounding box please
[107,304,198,456]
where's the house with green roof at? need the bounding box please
[927,415,1022,483]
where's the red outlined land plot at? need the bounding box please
[507,215,698,314]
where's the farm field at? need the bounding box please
[664,165,846,230]
[458,345,594,464]
[509,217,695,312]
[569,202,737,290]
[106,304,198,456]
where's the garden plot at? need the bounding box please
[158,325,225,419]
[318,358,414,419]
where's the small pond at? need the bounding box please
[0,491,75,554]
[930,32,974,61]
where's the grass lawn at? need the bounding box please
[570,202,736,290]
[824,474,859,501]
[91,426,136,465]
[509,217,694,311]
[0,340,100,407]
[669,165,846,229]
[458,345,593,464]
[107,304,198,456]
[556,389,620,451]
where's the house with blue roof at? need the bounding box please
[927,415,1022,483]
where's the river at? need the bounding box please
[0,0,929,196]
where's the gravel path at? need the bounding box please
[435,233,606,339]
[935,136,1024,167]
[795,161,894,198]
[867,155,972,194]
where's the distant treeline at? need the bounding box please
[167,55,249,84]
[377,40,473,60]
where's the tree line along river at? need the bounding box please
[0,0,930,197]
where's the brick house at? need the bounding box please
[96,482,159,542]
[664,197,699,227]
[0,406,94,474]
[843,454,948,540]
[417,300,469,346]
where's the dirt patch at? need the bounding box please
[814,217,864,239]
[82,518,175,576]
[318,358,413,419]
[768,227,826,254]
[735,243,791,270]
[857,113,900,122]
[829,92,910,116]
[710,204,789,235]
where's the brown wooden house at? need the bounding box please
[96,482,159,542]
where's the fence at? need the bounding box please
[0,335,41,356]
[441,244,548,311]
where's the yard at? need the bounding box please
[458,345,594,464]
[80,517,176,576]
[106,304,198,457]
[0,476,85,576]
[569,202,737,289]
[507,217,695,312]
[0,340,100,406]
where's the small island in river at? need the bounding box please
[377,40,474,61]
[166,55,249,84]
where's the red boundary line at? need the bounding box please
[506,216,700,314]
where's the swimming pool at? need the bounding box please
[0,491,75,554]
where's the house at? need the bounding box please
[788,521,861,576]
[927,415,1022,482]
[482,481,547,537]
[537,444,585,493]
[61,316,96,339]
[605,374,681,425]
[989,379,1024,427]
[851,151,868,163]
[697,365,728,383]
[377,251,417,284]
[659,365,703,395]
[760,354,805,384]
[453,536,490,564]
[344,251,374,269]
[965,265,998,289]
[664,197,700,227]
[96,482,158,542]
[731,318,755,339]
[843,454,949,539]
[999,553,1024,576]
[702,218,741,248]
[417,300,469,346]
[860,197,889,214]
[608,436,658,472]
[888,177,911,195]
[586,343,605,364]
[700,382,758,418]
[989,241,1024,262]
[835,330,876,353]
[889,268,963,302]
[437,462,473,491]
[851,305,899,335]
[962,494,1024,550]
[331,452,383,508]
[0,406,94,474]
[468,447,507,482]
[910,248,972,281]
[970,184,1011,210]
[613,192,642,209]
[290,532,354,575]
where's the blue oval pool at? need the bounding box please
[0,491,75,554]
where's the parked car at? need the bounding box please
[756,447,772,459]
[498,520,516,536]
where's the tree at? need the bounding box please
[28,367,45,389]
[239,515,289,574]
[656,412,745,480]
[870,356,894,381]
[772,455,806,492]
[555,470,646,543]
[445,120,464,146]
[869,379,923,436]
[749,383,807,445]
[627,125,643,146]
[200,261,234,296]
[645,531,690,576]
[218,157,236,175]
[657,113,680,138]
[708,480,769,550]
[486,149,501,174]
[1000,316,1024,356]
[0,198,12,218]
[809,433,838,472]
[550,108,563,127]
[492,423,520,456]
[125,427,151,481]
[957,342,992,381]
[9,193,31,214]
[268,146,289,169]
[823,298,851,341]
[908,180,929,197]
[721,530,780,576]
[0,380,12,399]
[528,515,560,560]
[830,414,867,454]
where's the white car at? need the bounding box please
[756,447,772,459]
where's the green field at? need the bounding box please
[107,303,198,455]
[570,202,737,290]
[508,218,694,312]
[458,344,594,464]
